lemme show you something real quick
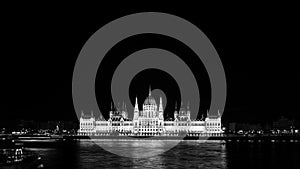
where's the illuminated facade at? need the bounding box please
[78,90,223,136]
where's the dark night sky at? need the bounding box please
[1,4,299,125]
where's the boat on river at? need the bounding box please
[0,147,44,168]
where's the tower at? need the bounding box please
[159,96,163,119]
[148,87,151,118]
[109,102,114,119]
[174,102,178,120]
[134,97,139,119]
[217,109,221,118]
[187,102,191,121]
[122,102,128,119]
[90,110,95,130]
[91,110,94,117]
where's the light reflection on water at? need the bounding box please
[90,139,183,158]
[26,140,300,169]
[32,140,227,169]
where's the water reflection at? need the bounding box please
[91,139,181,158]
[27,140,228,168]
[80,140,228,168]
[23,140,300,169]
[161,140,227,168]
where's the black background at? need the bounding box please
[1,3,299,126]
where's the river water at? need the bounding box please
[25,140,300,169]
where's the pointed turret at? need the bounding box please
[109,101,114,119]
[174,101,178,120]
[148,85,151,96]
[134,96,139,120]
[121,101,128,119]
[134,97,139,112]
[81,110,84,117]
[201,114,204,121]
[159,96,163,112]
[122,101,125,111]
[109,110,113,119]
[117,102,120,111]
[91,110,94,117]
[187,101,191,120]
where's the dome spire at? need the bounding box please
[149,85,151,96]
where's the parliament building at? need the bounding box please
[78,89,223,136]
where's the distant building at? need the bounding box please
[273,116,294,130]
[78,89,223,136]
[229,122,236,132]
[17,120,36,129]
[228,122,263,133]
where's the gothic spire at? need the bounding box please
[149,85,151,96]
[117,102,120,111]
[134,96,139,112]
[159,96,163,111]
[160,96,162,105]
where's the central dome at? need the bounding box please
[144,95,157,105]
[143,86,157,105]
